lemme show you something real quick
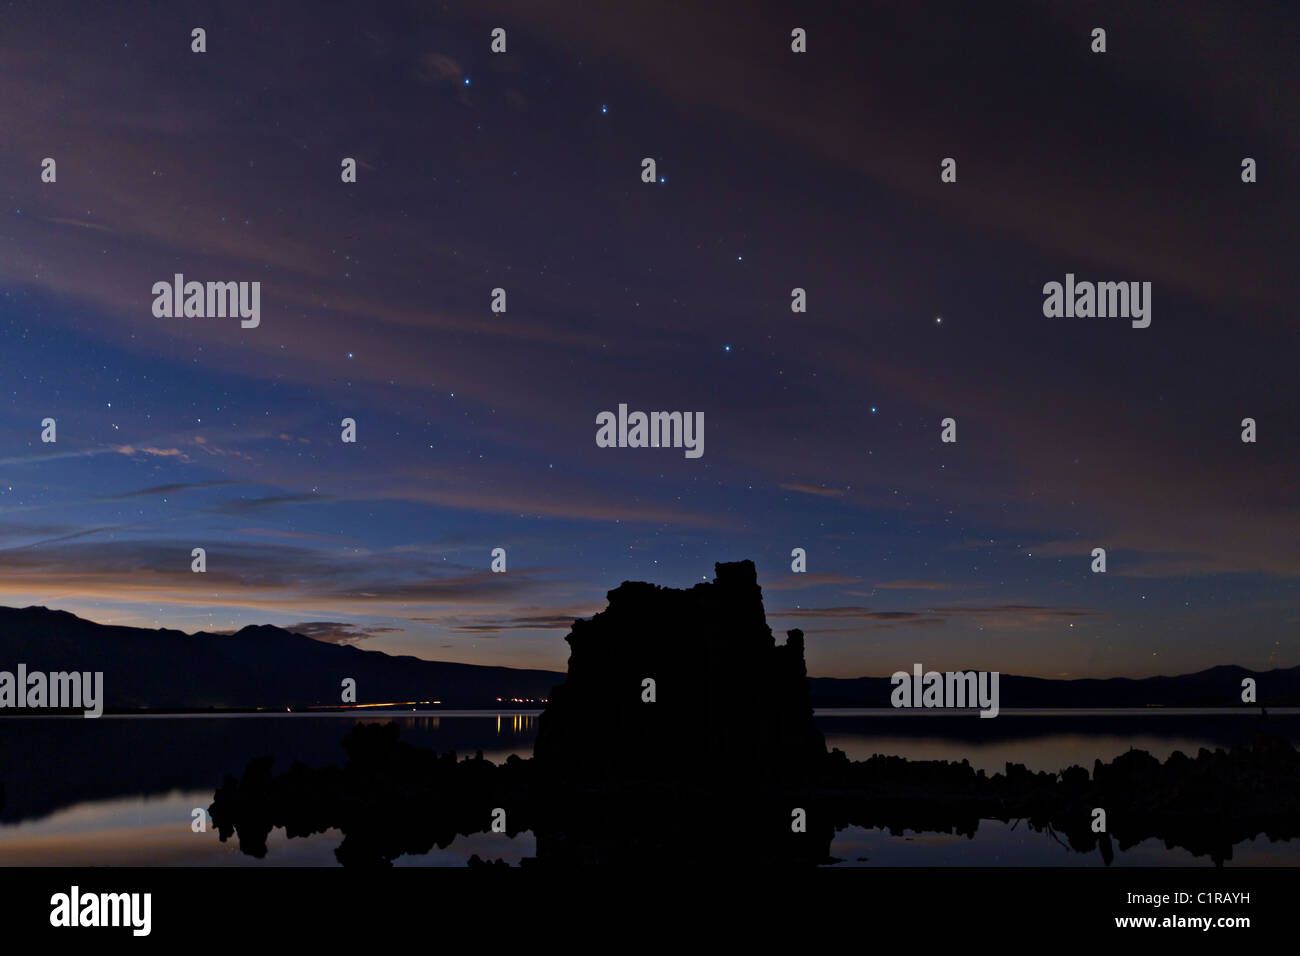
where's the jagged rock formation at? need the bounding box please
[534,560,826,785]
[524,560,832,864]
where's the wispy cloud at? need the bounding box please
[0,539,568,616]
[764,572,863,591]
[284,621,405,645]
[204,493,333,516]
[99,480,237,500]
[875,579,951,591]
[779,482,846,498]
[771,602,1101,633]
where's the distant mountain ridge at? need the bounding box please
[810,664,1300,709]
[0,606,561,710]
[0,604,1294,711]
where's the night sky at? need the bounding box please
[1,1,1295,680]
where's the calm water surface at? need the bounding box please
[1,709,1294,866]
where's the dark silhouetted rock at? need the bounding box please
[534,560,826,786]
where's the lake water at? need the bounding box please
[1,709,1295,866]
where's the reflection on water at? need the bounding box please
[3,790,1291,867]
[827,823,1295,867]
[823,732,1243,775]
[496,712,537,737]
[0,790,534,866]
[0,709,1295,866]
[0,711,542,826]
[820,709,1299,774]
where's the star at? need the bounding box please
[600,104,608,114]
